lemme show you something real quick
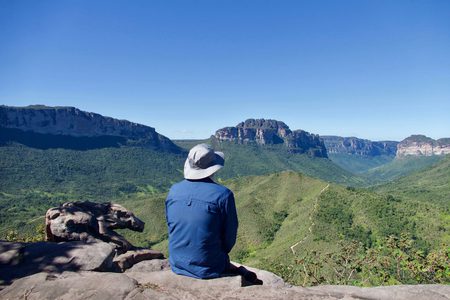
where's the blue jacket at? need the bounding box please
[165,178,238,279]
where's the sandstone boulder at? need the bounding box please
[45,201,145,252]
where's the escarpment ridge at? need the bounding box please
[396,135,450,157]
[215,119,328,157]
[0,105,181,152]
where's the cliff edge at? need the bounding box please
[0,105,181,152]
[1,252,448,300]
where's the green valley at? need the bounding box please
[373,154,450,208]
[327,153,394,174]
[116,170,449,286]
[362,155,445,185]
[0,144,185,236]
[176,138,364,186]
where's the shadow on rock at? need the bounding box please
[0,240,115,286]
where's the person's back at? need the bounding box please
[166,177,237,278]
[165,144,238,279]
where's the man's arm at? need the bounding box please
[222,191,238,253]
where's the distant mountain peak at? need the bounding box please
[214,118,327,157]
[397,134,450,157]
[237,119,290,130]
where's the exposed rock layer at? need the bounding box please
[320,136,398,157]
[397,135,450,157]
[0,105,180,151]
[215,119,328,157]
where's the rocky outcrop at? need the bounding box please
[1,257,449,299]
[0,105,180,151]
[0,242,163,284]
[1,200,165,285]
[396,135,450,157]
[45,201,145,252]
[44,201,164,273]
[215,119,291,144]
[215,119,328,157]
[321,136,398,157]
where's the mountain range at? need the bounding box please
[0,104,448,286]
[1,104,448,195]
[2,104,448,158]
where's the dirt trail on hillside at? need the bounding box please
[290,184,329,255]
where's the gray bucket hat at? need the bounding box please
[184,144,224,180]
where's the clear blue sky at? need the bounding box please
[1,0,449,141]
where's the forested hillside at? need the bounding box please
[373,154,450,208]
[361,155,444,185]
[176,138,364,186]
[0,144,185,236]
[118,171,449,286]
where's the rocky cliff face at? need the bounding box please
[396,135,450,157]
[321,136,398,157]
[215,119,327,157]
[0,105,180,152]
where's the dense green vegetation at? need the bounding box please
[176,139,364,186]
[0,138,362,235]
[1,139,449,286]
[0,144,185,235]
[14,170,440,286]
[267,235,449,286]
[373,154,450,207]
[361,155,444,185]
[3,167,448,286]
[114,171,449,285]
[223,172,448,284]
[326,152,444,187]
[327,153,394,174]
[0,144,185,197]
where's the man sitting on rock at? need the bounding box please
[165,144,261,284]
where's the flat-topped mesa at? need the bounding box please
[215,119,328,157]
[0,105,180,152]
[396,135,450,157]
[321,136,398,157]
